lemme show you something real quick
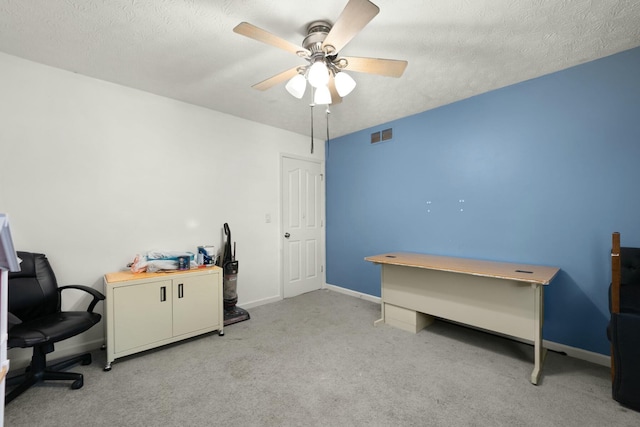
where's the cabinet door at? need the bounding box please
[173,274,219,337]
[113,279,173,353]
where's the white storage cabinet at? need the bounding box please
[103,267,223,370]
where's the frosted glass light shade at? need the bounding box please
[285,74,307,99]
[334,71,356,97]
[308,60,329,88]
[314,85,332,105]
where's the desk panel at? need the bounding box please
[383,264,538,341]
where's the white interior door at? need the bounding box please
[282,156,323,298]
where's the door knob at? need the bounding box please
[284,232,290,238]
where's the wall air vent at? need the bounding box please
[371,129,393,144]
[371,131,381,144]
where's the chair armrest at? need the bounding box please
[59,284,106,313]
[7,312,22,329]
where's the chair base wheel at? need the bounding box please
[80,354,92,365]
[5,351,92,404]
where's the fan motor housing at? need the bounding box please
[303,21,332,54]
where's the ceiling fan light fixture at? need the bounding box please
[314,85,332,105]
[285,73,307,99]
[308,60,329,88]
[334,71,356,97]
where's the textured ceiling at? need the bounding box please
[1,0,639,138]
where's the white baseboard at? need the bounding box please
[324,283,381,304]
[324,282,611,368]
[10,286,609,372]
[543,340,610,367]
[6,295,281,371]
[238,294,282,310]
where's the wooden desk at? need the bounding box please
[365,252,559,384]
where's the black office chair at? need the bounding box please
[5,251,105,404]
[608,233,640,411]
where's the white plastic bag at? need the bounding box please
[130,254,148,273]
[146,259,179,272]
[130,251,197,273]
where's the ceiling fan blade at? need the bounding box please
[342,56,408,77]
[328,78,343,105]
[251,67,300,91]
[234,22,310,57]
[322,0,379,54]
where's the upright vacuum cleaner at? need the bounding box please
[220,223,250,326]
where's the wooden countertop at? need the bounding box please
[104,265,221,284]
[365,252,559,285]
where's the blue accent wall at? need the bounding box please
[325,47,640,356]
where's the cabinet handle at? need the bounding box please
[178,283,184,298]
[160,286,166,302]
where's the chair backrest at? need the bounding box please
[620,247,640,314]
[8,251,61,321]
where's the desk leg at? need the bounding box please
[374,300,386,326]
[374,268,386,326]
[531,284,546,385]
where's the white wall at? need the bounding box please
[0,52,324,366]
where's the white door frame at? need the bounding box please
[280,154,325,298]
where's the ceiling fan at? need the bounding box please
[233,0,408,105]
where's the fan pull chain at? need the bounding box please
[309,87,315,154]
[310,103,314,154]
[326,106,331,158]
